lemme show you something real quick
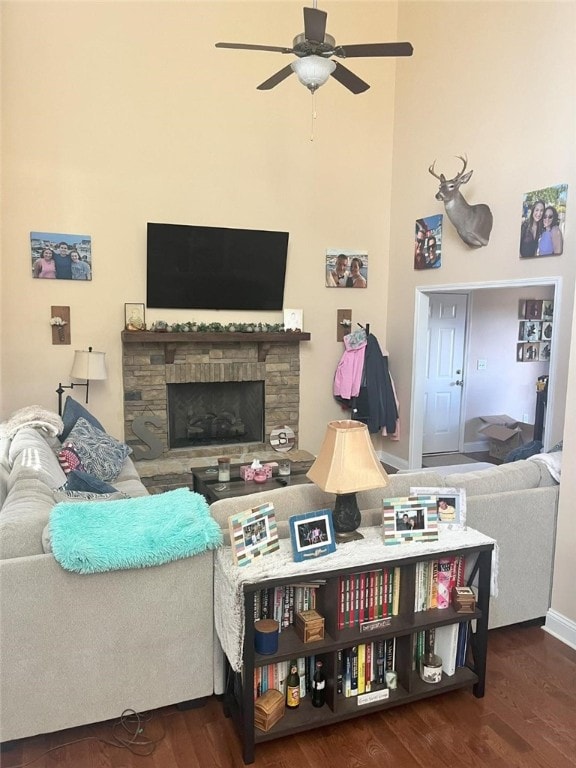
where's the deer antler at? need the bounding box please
[454,155,468,178]
[428,161,442,180]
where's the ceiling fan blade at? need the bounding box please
[330,61,370,94]
[303,7,327,42]
[215,42,293,54]
[257,64,295,90]
[337,42,414,58]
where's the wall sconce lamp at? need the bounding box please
[307,420,389,542]
[56,347,107,416]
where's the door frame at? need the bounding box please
[409,276,562,470]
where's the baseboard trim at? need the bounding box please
[543,609,576,650]
[377,450,409,471]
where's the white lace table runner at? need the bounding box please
[215,526,496,672]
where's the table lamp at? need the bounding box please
[307,420,389,542]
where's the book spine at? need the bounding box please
[297,656,306,698]
[359,572,366,625]
[365,641,372,692]
[350,645,359,696]
[358,644,366,694]
[336,648,344,694]
[392,567,401,616]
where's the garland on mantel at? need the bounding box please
[148,321,292,333]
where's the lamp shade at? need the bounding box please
[291,55,336,92]
[307,420,389,494]
[70,349,107,381]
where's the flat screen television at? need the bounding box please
[146,222,289,311]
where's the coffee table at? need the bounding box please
[192,461,313,504]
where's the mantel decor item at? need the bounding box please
[125,303,145,331]
[307,420,389,541]
[55,347,107,416]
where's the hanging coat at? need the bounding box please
[353,333,399,435]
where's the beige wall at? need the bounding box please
[389,1,575,628]
[1,2,575,629]
[0,1,399,446]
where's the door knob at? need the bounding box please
[455,379,464,386]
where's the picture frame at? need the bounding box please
[31,231,92,281]
[524,299,543,320]
[409,487,467,530]
[283,308,303,331]
[125,303,146,331]
[325,249,368,288]
[228,502,279,567]
[289,509,336,562]
[382,496,439,545]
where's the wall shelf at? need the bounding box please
[121,331,311,363]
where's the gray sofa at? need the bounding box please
[209,458,560,631]
[0,426,220,743]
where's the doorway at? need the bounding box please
[410,277,560,470]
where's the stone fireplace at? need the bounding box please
[121,331,310,462]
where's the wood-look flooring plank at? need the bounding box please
[3,625,576,768]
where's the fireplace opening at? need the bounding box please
[167,381,265,449]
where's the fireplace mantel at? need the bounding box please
[121,330,311,363]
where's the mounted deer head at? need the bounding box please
[429,155,493,248]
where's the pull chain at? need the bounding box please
[310,90,317,142]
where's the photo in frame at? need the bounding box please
[409,487,467,530]
[382,496,439,545]
[228,502,279,567]
[289,509,336,562]
[31,231,92,281]
[125,303,146,331]
[283,308,303,331]
[519,183,568,258]
[325,249,368,288]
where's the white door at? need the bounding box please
[423,293,468,454]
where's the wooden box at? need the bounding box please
[254,689,285,732]
[294,609,325,643]
[451,586,476,613]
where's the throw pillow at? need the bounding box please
[60,396,106,442]
[57,445,85,474]
[64,469,118,494]
[57,417,131,482]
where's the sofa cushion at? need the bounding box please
[8,427,67,490]
[438,460,544,496]
[57,418,131,483]
[60,397,105,442]
[0,477,55,558]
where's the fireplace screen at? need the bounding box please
[167,381,265,448]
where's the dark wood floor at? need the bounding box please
[3,624,575,768]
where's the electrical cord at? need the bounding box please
[3,708,166,768]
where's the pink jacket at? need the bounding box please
[333,332,367,400]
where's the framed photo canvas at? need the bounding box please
[382,496,439,545]
[289,509,336,562]
[410,487,467,530]
[228,502,279,567]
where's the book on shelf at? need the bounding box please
[456,621,469,668]
[434,623,459,676]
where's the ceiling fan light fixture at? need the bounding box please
[291,55,336,92]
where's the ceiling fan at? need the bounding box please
[215,4,413,95]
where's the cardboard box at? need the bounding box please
[477,415,533,460]
[254,689,285,732]
[294,609,325,643]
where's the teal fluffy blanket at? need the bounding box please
[50,487,222,574]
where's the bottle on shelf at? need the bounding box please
[311,660,326,708]
[286,660,300,709]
